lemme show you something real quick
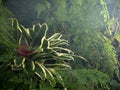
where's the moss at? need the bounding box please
[59,68,111,90]
[0,4,15,62]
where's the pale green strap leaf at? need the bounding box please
[48,33,62,41]
[52,47,74,54]
[35,61,47,78]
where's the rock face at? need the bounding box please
[4,0,38,27]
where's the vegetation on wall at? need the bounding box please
[72,28,118,77]
[0,0,120,90]
[0,4,15,63]
[59,68,111,90]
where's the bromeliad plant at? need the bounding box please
[11,19,83,87]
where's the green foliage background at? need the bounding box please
[1,0,120,90]
[0,4,15,63]
[59,68,111,90]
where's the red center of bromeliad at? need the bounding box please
[18,45,34,57]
